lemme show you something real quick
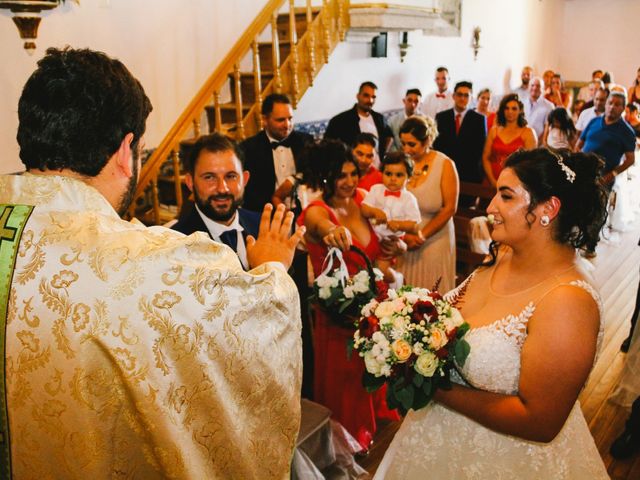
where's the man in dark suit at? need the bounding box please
[175,131,315,399]
[239,93,313,212]
[173,133,260,270]
[324,81,393,159]
[433,81,487,186]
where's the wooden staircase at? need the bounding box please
[130,0,350,225]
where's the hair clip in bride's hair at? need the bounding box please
[553,151,576,183]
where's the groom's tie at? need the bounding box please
[219,229,238,250]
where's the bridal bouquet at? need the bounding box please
[352,286,470,414]
[311,246,387,327]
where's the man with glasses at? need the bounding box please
[433,81,487,188]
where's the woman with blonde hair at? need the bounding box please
[397,115,459,292]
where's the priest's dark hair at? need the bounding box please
[17,47,152,177]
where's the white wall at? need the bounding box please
[0,0,269,174]
[1,0,637,174]
[558,0,640,87]
[294,0,566,122]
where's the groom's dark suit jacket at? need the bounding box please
[433,108,487,183]
[171,207,261,251]
[239,129,313,212]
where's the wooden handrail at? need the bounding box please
[132,0,350,223]
[135,0,287,202]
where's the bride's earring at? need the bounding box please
[540,215,550,226]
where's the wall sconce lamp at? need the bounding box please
[471,26,481,61]
[399,31,410,63]
[0,0,75,54]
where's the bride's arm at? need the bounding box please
[434,284,600,443]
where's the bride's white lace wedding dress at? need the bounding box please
[374,266,609,479]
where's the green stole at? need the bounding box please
[0,204,34,480]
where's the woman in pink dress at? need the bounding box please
[482,93,537,186]
[297,140,402,452]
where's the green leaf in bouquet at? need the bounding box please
[395,385,415,412]
[412,373,424,388]
[363,371,386,393]
[346,339,354,359]
[454,338,471,366]
[412,384,432,411]
[386,383,400,410]
[338,297,354,313]
[457,322,470,337]
[422,378,432,397]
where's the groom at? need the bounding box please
[172,133,260,270]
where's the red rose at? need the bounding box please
[431,291,443,301]
[359,315,380,337]
[435,347,449,359]
[375,280,389,301]
[411,300,437,323]
[446,327,458,340]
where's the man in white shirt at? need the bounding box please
[387,88,425,150]
[512,66,533,102]
[578,69,604,102]
[324,81,393,159]
[423,66,454,119]
[240,93,313,212]
[524,76,554,143]
[576,87,609,136]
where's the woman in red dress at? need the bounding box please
[297,140,402,452]
[482,93,537,186]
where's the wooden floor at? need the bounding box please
[358,191,640,479]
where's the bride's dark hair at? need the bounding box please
[483,148,608,266]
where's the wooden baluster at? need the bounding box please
[321,0,330,63]
[193,118,201,138]
[337,0,346,40]
[213,91,222,133]
[306,0,316,85]
[171,149,183,214]
[271,12,283,93]
[233,63,246,140]
[252,37,263,125]
[151,177,160,225]
[288,0,300,107]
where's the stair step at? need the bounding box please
[228,71,275,103]
[204,104,251,133]
[258,41,292,72]
[276,8,320,42]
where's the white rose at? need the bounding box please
[392,316,407,331]
[364,351,383,376]
[414,351,439,377]
[402,291,419,305]
[361,300,378,317]
[319,286,332,300]
[343,285,355,299]
[315,274,336,288]
[375,301,396,319]
[353,280,370,294]
[413,342,424,356]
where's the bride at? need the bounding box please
[374,148,610,479]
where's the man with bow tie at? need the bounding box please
[423,66,454,120]
[173,133,260,269]
[239,93,313,212]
